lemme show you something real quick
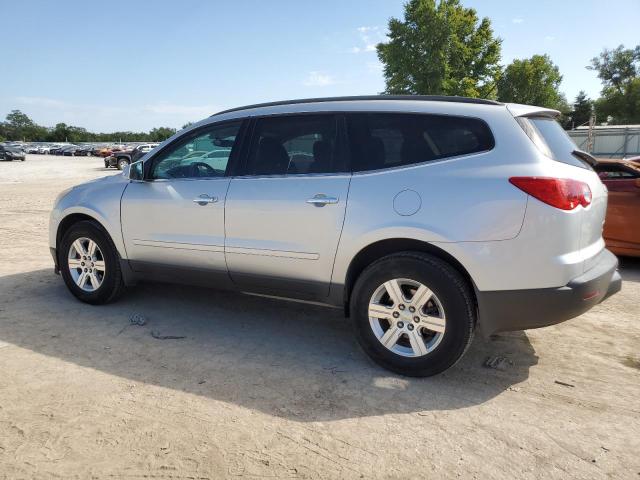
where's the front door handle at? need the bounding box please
[306,194,339,207]
[193,194,218,206]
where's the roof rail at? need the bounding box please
[212,95,502,116]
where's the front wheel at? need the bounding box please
[350,252,475,377]
[59,221,125,304]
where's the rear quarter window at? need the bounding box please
[347,113,494,173]
[516,116,591,169]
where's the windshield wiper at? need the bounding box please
[572,149,598,167]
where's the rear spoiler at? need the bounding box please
[572,149,598,168]
[506,103,560,119]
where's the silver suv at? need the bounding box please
[49,96,621,376]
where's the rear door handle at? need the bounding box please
[193,194,218,206]
[306,194,339,207]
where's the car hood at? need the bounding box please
[81,172,129,187]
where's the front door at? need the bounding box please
[121,121,243,280]
[225,114,351,298]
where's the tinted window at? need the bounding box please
[516,116,590,170]
[150,122,241,179]
[347,113,494,172]
[245,115,344,175]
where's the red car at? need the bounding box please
[594,159,640,257]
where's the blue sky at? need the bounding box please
[1,0,638,131]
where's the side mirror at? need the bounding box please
[129,161,144,181]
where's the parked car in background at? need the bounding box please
[73,146,93,156]
[97,147,113,157]
[594,159,640,257]
[49,145,70,155]
[105,143,159,169]
[38,145,53,154]
[0,145,26,161]
[624,155,640,165]
[50,95,621,377]
[62,146,79,156]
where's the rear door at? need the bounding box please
[224,114,351,298]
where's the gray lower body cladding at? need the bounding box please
[476,249,621,337]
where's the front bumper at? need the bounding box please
[477,249,621,336]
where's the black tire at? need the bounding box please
[350,252,475,377]
[117,158,129,170]
[59,220,125,305]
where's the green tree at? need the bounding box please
[569,91,593,128]
[588,44,640,124]
[4,110,36,140]
[588,44,640,93]
[594,78,640,125]
[149,127,176,142]
[48,123,72,142]
[496,55,565,109]
[377,0,502,97]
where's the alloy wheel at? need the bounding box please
[68,237,106,292]
[368,278,446,357]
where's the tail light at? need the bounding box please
[509,177,592,210]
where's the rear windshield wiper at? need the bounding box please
[572,149,598,168]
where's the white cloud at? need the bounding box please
[512,17,524,24]
[303,71,337,87]
[350,25,384,54]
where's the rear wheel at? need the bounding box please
[59,221,125,304]
[350,252,475,377]
[117,158,129,170]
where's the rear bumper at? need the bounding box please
[477,249,621,336]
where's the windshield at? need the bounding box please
[516,116,590,169]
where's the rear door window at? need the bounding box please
[244,114,346,176]
[516,116,591,169]
[346,113,494,172]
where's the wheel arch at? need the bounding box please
[56,213,108,251]
[342,238,477,316]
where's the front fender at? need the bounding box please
[49,178,128,258]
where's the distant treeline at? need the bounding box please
[0,110,188,143]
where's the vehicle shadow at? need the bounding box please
[619,256,640,283]
[0,269,538,422]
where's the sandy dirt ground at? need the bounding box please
[0,155,639,479]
